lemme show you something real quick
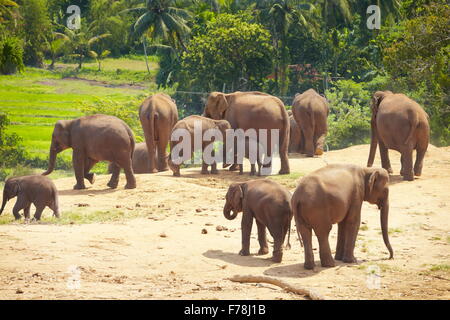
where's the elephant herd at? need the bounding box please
[0,89,430,270]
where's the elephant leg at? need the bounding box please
[211,162,218,174]
[342,205,362,263]
[379,140,393,174]
[239,211,253,256]
[157,131,170,172]
[239,164,244,175]
[298,222,315,269]
[84,158,98,185]
[270,228,284,263]
[72,150,86,190]
[23,204,31,221]
[250,163,256,176]
[50,202,60,218]
[414,146,427,176]
[122,159,137,189]
[315,224,335,268]
[32,205,46,221]
[303,127,315,157]
[201,160,209,174]
[107,162,120,189]
[279,132,290,175]
[335,220,347,261]
[256,220,269,255]
[400,148,414,181]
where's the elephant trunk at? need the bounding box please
[223,203,238,220]
[380,194,394,259]
[367,119,378,167]
[0,189,8,215]
[42,143,58,176]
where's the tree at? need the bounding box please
[19,0,52,67]
[181,14,274,92]
[88,49,111,71]
[0,0,18,24]
[59,22,111,69]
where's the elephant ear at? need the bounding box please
[231,183,244,211]
[368,170,380,195]
[371,91,392,115]
[214,93,228,120]
[10,180,20,196]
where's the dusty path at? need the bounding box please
[0,145,449,300]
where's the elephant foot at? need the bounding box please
[73,183,86,190]
[107,181,118,189]
[172,172,181,177]
[211,169,219,175]
[402,174,414,181]
[320,259,336,268]
[86,173,96,185]
[278,169,290,175]
[414,167,422,176]
[258,247,269,255]
[125,182,136,189]
[249,171,256,176]
[200,170,209,175]
[53,212,60,218]
[229,164,239,171]
[304,261,315,270]
[272,251,283,263]
[334,253,344,261]
[342,256,357,264]
[239,249,250,256]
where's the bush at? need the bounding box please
[0,37,25,75]
[326,80,372,150]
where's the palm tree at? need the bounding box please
[320,0,353,28]
[256,0,315,94]
[60,22,111,69]
[0,0,18,24]
[46,32,69,69]
[124,0,191,75]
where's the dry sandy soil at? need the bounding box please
[0,145,449,300]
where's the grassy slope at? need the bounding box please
[0,56,157,175]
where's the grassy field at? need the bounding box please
[0,56,158,177]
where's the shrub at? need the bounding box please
[0,37,25,75]
[326,80,372,150]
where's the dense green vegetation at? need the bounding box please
[0,0,448,181]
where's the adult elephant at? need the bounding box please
[292,89,329,157]
[108,142,153,174]
[139,93,178,173]
[43,114,136,190]
[367,91,430,181]
[203,91,290,175]
[292,164,393,269]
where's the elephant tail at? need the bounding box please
[125,125,135,161]
[292,199,304,248]
[404,110,419,145]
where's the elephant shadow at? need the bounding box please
[58,188,120,196]
[178,169,268,183]
[388,174,419,186]
[263,260,360,279]
[203,249,277,268]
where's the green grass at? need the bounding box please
[429,264,450,273]
[0,209,140,225]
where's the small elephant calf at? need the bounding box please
[223,179,292,262]
[0,175,59,221]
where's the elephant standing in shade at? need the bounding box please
[168,115,231,177]
[288,111,303,153]
[108,142,155,174]
[0,175,59,221]
[203,91,290,175]
[291,164,393,270]
[292,89,329,157]
[367,91,430,181]
[43,114,136,190]
[223,179,292,263]
[139,93,178,173]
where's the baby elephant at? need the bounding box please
[223,179,292,262]
[291,164,393,270]
[0,175,59,221]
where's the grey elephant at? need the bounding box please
[108,142,155,174]
[291,164,393,270]
[43,114,136,190]
[0,175,59,221]
[367,91,430,181]
[223,179,292,263]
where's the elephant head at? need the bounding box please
[223,183,244,220]
[0,178,20,215]
[371,91,393,116]
[203,92,228,120]
[42,120,72,176]
[364,168,394,259]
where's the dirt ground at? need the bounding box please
[0,144,449,300]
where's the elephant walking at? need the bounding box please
[43,114,136,190]
[1,175,59,221]
[292,89,329,157]
[367,91,430,181]
[291,164,393,270]
[139,93,178,173]
[203,91,290,175]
